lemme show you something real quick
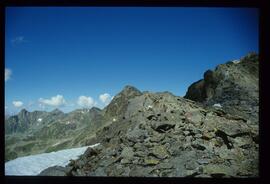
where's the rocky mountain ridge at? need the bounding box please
[56,82,258,177]
[53,52,258,177]
[5,108,63,134]
[6,52,259,177]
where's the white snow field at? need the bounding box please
[5,143,100,176]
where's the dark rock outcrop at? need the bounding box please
[184,52,259,124]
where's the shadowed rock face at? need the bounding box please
[184,52,259,124]
[58,81,258,177]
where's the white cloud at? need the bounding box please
[39,95,66,107]
[77,96,95,107]
[11,36,28,45]
[27,101,35,107]
[99,93,113,105]
[5,68,12,81]
[13,101,23,108]
[39,103,46,110]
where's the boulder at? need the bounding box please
[203,164,234,177]
[151,121,175,133]
[144,158,160,166]
[150,145,169,159]
[39,166,69,176]
[126,126,148,143]
[120,146,134,159]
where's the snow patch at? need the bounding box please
[52,141,62,147]
[37,118,42,122]
[213,103,222,108]
[232,60,240,64]
[5,143,100,176]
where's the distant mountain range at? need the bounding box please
[5,52,259,177]
[5,107,103,161]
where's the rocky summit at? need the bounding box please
[40,53,258,178]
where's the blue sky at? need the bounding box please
[5,7,258,114]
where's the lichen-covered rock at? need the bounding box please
[120,147,134,159]
[126,126,148,143]
[150,145,169,159]
[144,158,160,166]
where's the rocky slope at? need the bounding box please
[45,72,258,177]
[184,52,259,124]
